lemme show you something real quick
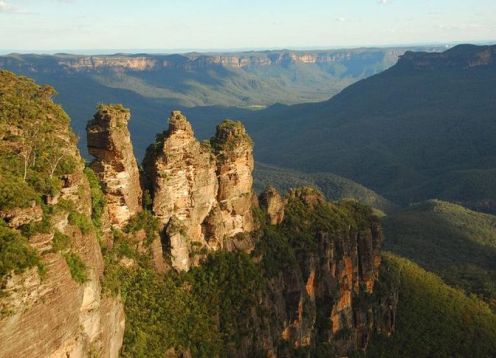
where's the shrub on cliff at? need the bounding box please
[0,222,42,281]
[84,167,106,229]
[0,174,39,210]
[0,70,77,205]
[63,252,88,284]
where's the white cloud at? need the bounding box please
[0,0,15,12]
[378,0,393,5]
[0,0,29,13]
[336,17,346,22]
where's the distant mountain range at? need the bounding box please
[0,46,442,158]
[245,44,496,211]
[0,48,414,107]
[2,44,495,213]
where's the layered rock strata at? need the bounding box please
[0,71,396,358]
[204,120,255,242]
[87,104,142,228]
[0,73,124,357]
[143,111,218,271]
[0,169,126,358]
[246,187,395,357]
[144,112,255,271]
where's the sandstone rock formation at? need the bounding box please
[259,185,285,225]
[204,120,255,242]
[144,112,255,271]
[0,72,124,357]
[0,123,124,358]
[0,178,125,357]
[87,104,142,228]
[280,189,387,353]
[0,70,396,358]
[143,111,218,271]
[228,188,394,357]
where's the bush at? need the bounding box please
[20,212,51,237]
[52,230,70,252]
[68,211,93,235]
[0,175,39,210]
[64,252,88,283]
[84,167,106,228]
[0,223,42,280]
[126,210,159,244]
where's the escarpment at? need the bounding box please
[86,108,395,355]
[87,105,142,229]
[0,71,124,358]
[1,70,396,358]
[243,187,395,356]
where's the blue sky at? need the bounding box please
[0,0,495,52]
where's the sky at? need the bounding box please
[0,0,495,53]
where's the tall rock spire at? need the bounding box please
[204,120,255,243]
[87,104,142,228]
[143,111,219,271]
[144,112,256,271]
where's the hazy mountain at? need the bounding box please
[244,44,496,211]
[0,47,441,158]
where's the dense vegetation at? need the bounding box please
[383,200,496,309]
[0,222,43,280]
[102,211,263,357]
[367,253,496,357]
[3,51,496,357]
[103,190,377,357]
[0,70,81,282]
[0,70,77,205]
[0,71,98,287]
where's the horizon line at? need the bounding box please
[1,39,495,56]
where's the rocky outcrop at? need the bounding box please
[87,104,142,228]
[0,204,43,228]
[280,189,386,353]
[205,120,255,245]
[0,72,397,358]
[233,188,394,357]
[144,112,256,271]
[143,111,218,271]
[259,186,285,225]
[0,72,124,358]
[0,163,125,358]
